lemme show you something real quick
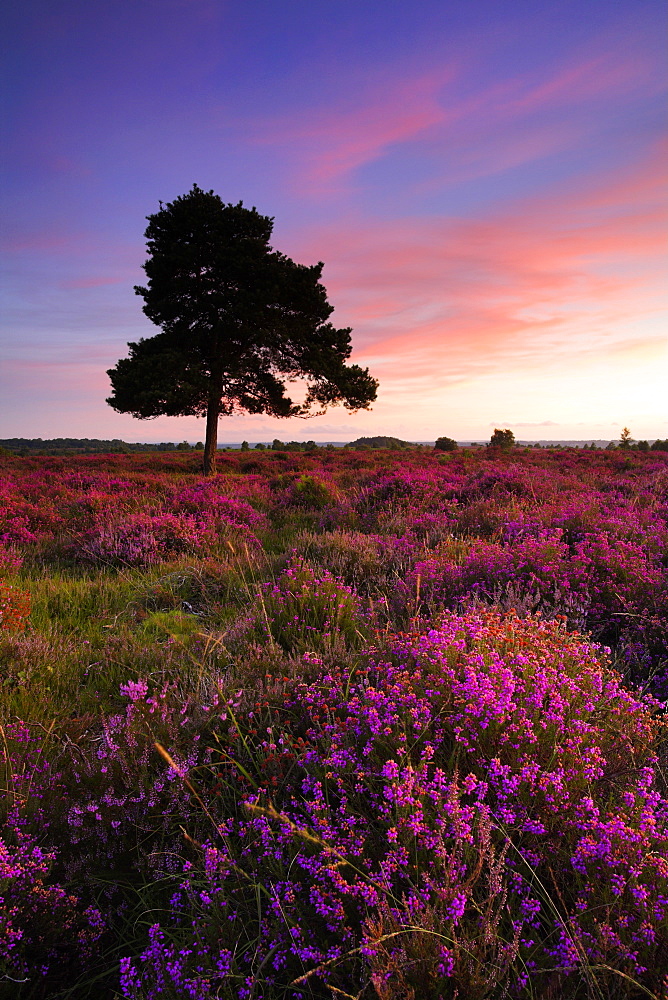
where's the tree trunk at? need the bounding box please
[203,382,222,475]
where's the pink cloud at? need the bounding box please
[287,148,667,386]
[248,67,457,192]
[244,40,662,195]
[0,231,80,254]
[507,51,654,113]
[60,275,126,289]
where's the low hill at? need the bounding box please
[346,436,413,450]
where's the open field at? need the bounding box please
[1,446,667,999]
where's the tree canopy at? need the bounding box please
[107,185,378,473]
[434,436,458,452]
[489,428,515,450]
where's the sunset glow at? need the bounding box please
[1,0,666,443]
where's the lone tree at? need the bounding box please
[434,435,458,452]
[489,428,515,450]
[107,186,378,474]
[618,427,634,449]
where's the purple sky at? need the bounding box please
[2,0,666,443]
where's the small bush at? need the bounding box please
[76,513,207,566]
[489,428,515,450]
[434,435,458,451]
[231,559,367,654]
[0,580,31,632]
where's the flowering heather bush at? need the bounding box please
[77,512,210,566]
[228,560,368,654]
[295,529,420,599]
[76,505,263,568]
[0,721,106,995]
[57,680,214,880]
[0,834,105,991]
[0,545,23,572]
[170,481,266,528]
[116,612,667,1000]
[0,580,30,631]
[410,528,662,625]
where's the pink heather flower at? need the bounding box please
[119,679,149,702]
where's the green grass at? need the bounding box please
[0,539,288,725]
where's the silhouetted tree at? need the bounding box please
[107,186,378,474]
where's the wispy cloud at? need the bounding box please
[246,68,457,194]
[288,145,667,389]
[60,275,126,289]
[244,40,662,196]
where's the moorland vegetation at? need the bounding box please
[1,443,667,999]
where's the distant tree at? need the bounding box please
[636,440,649,452]
[619,427,634,449]
[651,439,668,451]
[240,441,249,452]
[489,428,515,450]
[254,442,266,450]
[107,186,378,475]
[434,436,458,452]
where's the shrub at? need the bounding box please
[231,559,368,655]
[0,581,31,632]
[489,428,515,450]
[0,835,105,990]
[434,436,458,451]
[76,513,207,566]
[288,474,337,510]
[117,611,668,999]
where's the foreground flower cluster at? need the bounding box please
[114,611,668,999]
[0,446,667,998]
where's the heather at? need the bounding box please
[0,446,667,999]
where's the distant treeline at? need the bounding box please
[2,436,667,457]
[0,438,204,455]
[0,436,421,457]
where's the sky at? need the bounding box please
[1,0,666,444]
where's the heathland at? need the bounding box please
[1,445,667,999]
